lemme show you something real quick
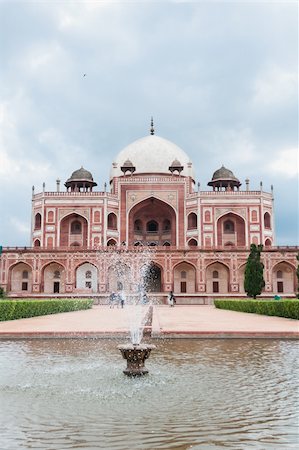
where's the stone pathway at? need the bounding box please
[0,305,297,339]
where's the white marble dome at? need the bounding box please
[110,134,195,180]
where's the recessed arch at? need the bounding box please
[206,262,230,294]
[42,262,66,294]
[216,212,246,247]
[128,197,177,246]
[9,262,33,294]
[173,262,196,293]
[34,239,41,247]
[34,213,41,230]
[75,262,98,293]
[147,220,159,232]
[107,212,117,230]
[187,212,197,230]
[188,238,198,247]
[60,213,88,248]
[265,238,272,247]
[272,261,296,294]
[142,261,163,292]
[264,212,271,229]
[107,239,117,246]
[237,263,247,294]
[107,262,131,293]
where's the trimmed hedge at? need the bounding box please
[214,299,299,320]
[0,298,93,322]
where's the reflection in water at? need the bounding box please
[0,339,298,449]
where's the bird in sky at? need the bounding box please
[83,74,87,77]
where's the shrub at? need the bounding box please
[0,287,6,299]
[214,299,299,320]
[0,298,93,322]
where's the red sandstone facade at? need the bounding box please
[1,131,298,300]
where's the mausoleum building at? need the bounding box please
[1,124,298,300]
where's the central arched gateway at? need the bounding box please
[128,197,176,246]
[143,263,162,292]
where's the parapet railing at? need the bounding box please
[32,189,272,198]
[2,245,298,252]
[33,191,117,198]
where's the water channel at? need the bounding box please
[0,339,298,449]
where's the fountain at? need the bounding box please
[105,246,157,376]
[118,342,156,376]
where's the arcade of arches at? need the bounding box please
[7,259,297,296]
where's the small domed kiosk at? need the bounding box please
[65,167,97,192]
[208,165,241,191]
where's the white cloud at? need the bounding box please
[252,65,297,108]
[9,217,31,235]
[268,148,299,178]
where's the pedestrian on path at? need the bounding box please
[168,291,176,307]
[109,292,117,308]
[119,291,126,308]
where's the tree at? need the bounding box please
[0,286,5,299]
[244,244,265,299]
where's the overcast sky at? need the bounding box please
[0,1,298,247]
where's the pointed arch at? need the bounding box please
[187,212,197,230]
[34,213,41,230]
[9,262,33,294]
[75,262,98,293]
[272,261,296,294]
[41,262,66,294]
[206,262,230,294]
[59,213,88,248]
[173,261,196,293]
[107,212,117,230]
[128,197,177,246]
[216,212,246,247]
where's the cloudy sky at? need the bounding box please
[0,0,298,246]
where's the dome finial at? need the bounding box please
[150,116,155,135]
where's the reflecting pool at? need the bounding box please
[0,339,298,449]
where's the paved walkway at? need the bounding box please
[0,305,298,339]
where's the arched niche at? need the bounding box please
[217,213,246,247]
[42,262,65,294]
[107,213,117,230]
[128,197,176,246]
[107,239,117,246]
[9,262,33,294]
[76,263,98,293]
[265,238,272,248]
[264,212,271,229]
[206,262,229,294]
[34,213,41,230]
[59,213,88,247]
[188,238,198,247]
[107,263,131,293]
[272,262,296,295]
[173,262,196,294]
[187,213,197,230]
[142,262,162,292]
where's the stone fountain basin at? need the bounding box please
[118,343,156,376]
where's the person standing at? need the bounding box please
[168,291,176,307]
[119,291,126,308]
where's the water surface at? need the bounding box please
[0,339,298,449]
